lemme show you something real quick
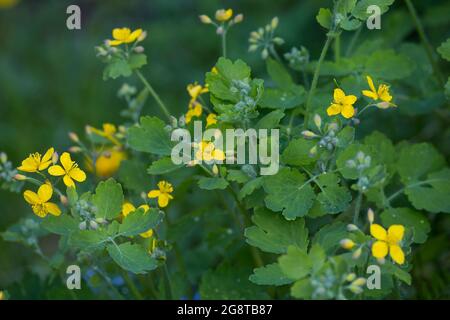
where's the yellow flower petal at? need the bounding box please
[108,39,123,46]
[371,240,388,259]
[333,88,346,103]
[140,229,154,238]
[327,103,342,116]
[18,157,38,172]
[42,147,54,163]
[362,90,378,100]
[122,202,136,217]
[32,205,48,218]
[127,29,143,43]
[370,224,387,241]
[213,149,226,161]
[206,113,218,127]
[342,95,357,105]
[138,204,150,212]
[46,202,61,216]
[341,104,355,119]
[387,224,405,243]
[24,190,39,205]
[389,244,405,265]
[69,167,86,182]
[63,175,75,188]
[113,28,131,41]
[37,183,53,203]
[148,190,161,198]
[366,76,376,93]
[158,193,170,208]
[48,165,66,176]
[60,152,74,172]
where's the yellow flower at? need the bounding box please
[17,148,54,173]
[370,224,405,265]
[87,149,126,178]
[206,113,218,127]
[195,141,225,162]
[211,66,219,74]
[215,8,233,22]
[362,76,395,108]
[48,152,86,187]
[148,181,174,208]
[185,103,203,124]
[187,82,208,101]
[327,88,357,119]
[23,183,61,218]
[108,28,143,46]
[121,202,153,238]
[88,123,121,146]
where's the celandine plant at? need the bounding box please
[0,1,449,300]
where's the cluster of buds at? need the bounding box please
[199,8,243,35]
[0,152,24,192]
[284,46,310,70]
[302,115,341,156]
[344,273,366,294]
[346,151,376,192]
[311,269,337,299]
[75,200,107,230]
[248,17,284,60]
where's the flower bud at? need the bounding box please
[376,101,390,109]
[272,37,285,45]
[347,224,359,232]
[309,145,318,156]
[216,26,224,35]
[248,44,258,52]
[14,174,27,181]
[199,15,212,24]
[95,218,107,224]
[134,46,145,53]
[352,247,362,259]
[0,152,7,164]
[367,208,375,224]
[52,152,59,164]
[85,125,93,135]
[271,17,279,29]
[89,220,99,230]
[301,130,318,139]
[349,285,363,294]
[261,48,269,60]
[0,291,4,300]
[340,239,355,250]
[60,195,68,206]
[137,31,147,42]
[212,164,219,175]
[345,273,356,282]
[69,146,82,153]
[68,132,79,143]
[79,221,87,230]
[351,277,366,287]
[233,14,244,24]
[313,114,322,130]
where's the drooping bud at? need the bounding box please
[340,239,355,250]
[212,164,219,175]
[14,174,27,181]
[261,48,269,59]
[314,114,322,130]
[60,195,68,206]
[347,224,359,232]
[68,132,79,143]
[199,15,212,24]
[352,247,362,259]
[52,152,59,165]
[367,208,375,224]
[68,146,82,153]
[216,26,224,35]
[134,46,145,53]
[233,14,244,24]
[89,220,99,230]
[272,37,285,45]
[301,130,318,139]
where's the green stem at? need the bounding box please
[135,70,172,121]
[221,28,227,58]
[269,45,283,64]
[304,35,333,128]
[121,270,144,300]
[334,35,341,62]
[404,0,444,86]
[162,264,174,299]
[353,192,362,225]
[345,26,362,57]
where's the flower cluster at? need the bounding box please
[248,17,284,60]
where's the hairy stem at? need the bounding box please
[135,70,172,121]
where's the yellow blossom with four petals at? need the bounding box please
[148,181,174,208]
[23,183,61,218]
[370,224,405,265]
[215,9,233,22]
[362,76,395,109]
[48,152,86,187]
[327,88,357,119]
[17,147,54,173]
[108,28,143,46]
[195,141,226,162]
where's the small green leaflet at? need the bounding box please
[92,178,124,220]
[41,215,78,236]
[118,208,164,237]
[249,263,293,286]
[107,242,157,274]
[127,116,173,156]
[198,177,229,190]
[147,157,183,175]
[381,208,430,244]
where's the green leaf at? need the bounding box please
[92,178,124,220]
[41,215,78,236]
[198,177,229,190]
[128,53,147,69]
[200,263,269,299]
[364,131,396,176]
[312,221,347,254]
[68,230,110,250]
[226,169,250,184]
[263,167,316,219]
[103,59,132,80]
[291,278,313,299]
[266,58,294,88]
[278,246,311,280]
[336,0,357,15]
[118,160,152,192]
[249,263,293,286]
[397,143,445,184]
[340,18,362,31]
[255,110,285,130]
[315,173,352,214]
[336,143,372,179]
[352,0,395,20]
[66,187,78,207]
[364,50,413,80]
[309,244,326,272]
[316,8,332,29]
[437,38,450,61]
[381,208,430,244]
[239,177,264,200]
[282,138,317,166]
[245,207,308,254]
[147,157,183,175]
[336,126,355,149]
[107,242,157,274]
[119,208,164,237]
[383,261,411,285]
[259,87,306,109]
[127,116,173,156]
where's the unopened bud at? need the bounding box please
[134,46,145,53]
[352,247,362,259]
[60,195,68,206]
[199,15,212,24]
[377,257,385,265]
[14,174,27,181]
[212,164,219,175]
[345,273,356,282]
[85,125,93,135]
[69,146,82,153]
[233,14,243,24]
[137,31,147,42]
[272,37,285,45]
[0,152,7,164]
[347,224,359,232]
[68,132,79,143]
[52,152,59,164]
[349,285,363,294]
[95,218,106,224]
[271,17,279,29]
[301,130,318,139]
[261,48,269,59]
[309,145,318,156]
[248,44,258,52]
[340,239,355,250]
[351,277,366,287]
[328,122,338,131]
[216,26,224,35]
[79,221,87,230]
[367,208,375,224]
[314,114,322,129]
[376,101,390,109]
[89,220,99,230]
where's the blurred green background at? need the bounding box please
[0,0,449,297]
